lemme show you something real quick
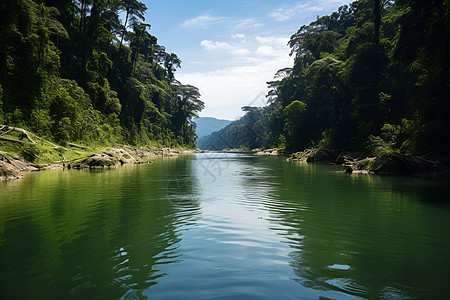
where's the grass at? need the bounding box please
[0,130,106,163]
[0,126,198,164]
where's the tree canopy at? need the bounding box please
[0,0,204,148]
[200,0,449,156]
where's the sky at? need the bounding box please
[142,0,352,120]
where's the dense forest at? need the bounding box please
[200,0,449,156]
[0,0,204,148]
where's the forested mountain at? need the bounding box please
[0,0,204,148]
[195,117,231,139]
[201,0,449,156]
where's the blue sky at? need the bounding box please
[142,0,351,120]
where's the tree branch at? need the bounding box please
[0,136,27,144]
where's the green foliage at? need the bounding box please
[317,130,332,149]
[0,0,203,150]
[284,101,308,151]
[20,143,40,162]
[201,0,449,156]
[369,117,421,155]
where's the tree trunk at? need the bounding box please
[119,10,129,50]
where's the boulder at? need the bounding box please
[0,151,39,179]
[69,154,119,169]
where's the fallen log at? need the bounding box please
[0,136,27,144]
[68,143,90,150]
[0,125,37,144]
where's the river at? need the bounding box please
[1,152,449,299]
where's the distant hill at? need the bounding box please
[195,117,231,140]
[196,108,263,150]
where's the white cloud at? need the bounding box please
[269,0,351,22]
[181,14,224,29]
[201,35,289,57]
[178,35,293,120]
[200,40,250,55]
[200,40,250,56]
[200,40,232,51]
[232,33,246,39]
[256,46,278,57]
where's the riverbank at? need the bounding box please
[0,124,205,180]
[286,148,450,176]
[0,146,202,180]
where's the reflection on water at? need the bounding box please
[0,158,201,299]
[1,153,449,299]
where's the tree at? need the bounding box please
[284,100,307,151]
[118,0,146,50]
[0,0,202,148]
[129,23,157,68]
[164,53,182,83]
[174,84,204,145]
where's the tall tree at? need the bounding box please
[174,84,204,145]
[118,0,146,50]
[164,53,181,83]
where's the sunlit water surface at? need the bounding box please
[1,152,450,299]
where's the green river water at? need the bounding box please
[1,152,450,299]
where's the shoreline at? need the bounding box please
[0,146,202,181]
[286,149,450,176]
[249,148,450,177]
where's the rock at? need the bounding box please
[0,146,205,180]
[69,154,119,169]
[0,151,45,180]
[0,163,18,179]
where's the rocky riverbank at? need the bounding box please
[254,148,284,156]
[0,151,60,180]
[1,146,201,180]
[287,149,450,176]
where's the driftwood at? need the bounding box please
[0,125,37,144]
[34,154,45,162]
[68,142,90,150]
